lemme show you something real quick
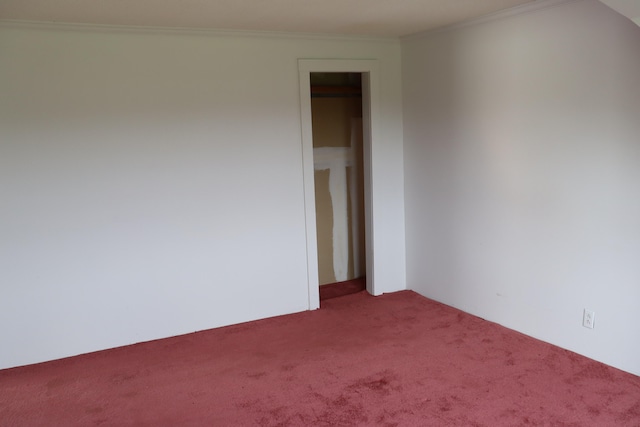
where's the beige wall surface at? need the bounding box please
[312,97,362,148]
[314,169,335,284]
[311,96,364,285]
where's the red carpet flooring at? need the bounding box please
[1,290,639,426]
[319,277,366,301]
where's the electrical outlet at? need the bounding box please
[583,309,595,329]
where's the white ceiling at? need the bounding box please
[1,0,637,37]
[0,0,539,37]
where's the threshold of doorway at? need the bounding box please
[319,277,366,302]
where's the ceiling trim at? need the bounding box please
[403,0,582,41]
[0,19,400,44]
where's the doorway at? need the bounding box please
[298,59,379,310]
[309,73,366,301]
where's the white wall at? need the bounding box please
[599,0,640,26]
[0,23,405,369]
[403,0,640,375]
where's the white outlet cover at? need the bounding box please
[583,309,595,329]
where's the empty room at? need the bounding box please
[1,0,639,425]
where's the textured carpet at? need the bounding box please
[319,277,366,301]
[1,290,639,426]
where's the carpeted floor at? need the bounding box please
[1,290,639,426]
[319,277,366,301]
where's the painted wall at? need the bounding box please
[402,0,640,375]
[0,24,405,369]
[599,0,640,26]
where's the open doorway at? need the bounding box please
[309,73,366,301]
[298,59,379,310]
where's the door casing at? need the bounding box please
[298,59,380,310]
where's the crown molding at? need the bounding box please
[0,19,400,44]
[402,0,583,41]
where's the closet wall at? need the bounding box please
[311,86,365,285]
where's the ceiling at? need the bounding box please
[0,0,540,37]
[1,0,637,37]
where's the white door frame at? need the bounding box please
[298,59,380,310]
